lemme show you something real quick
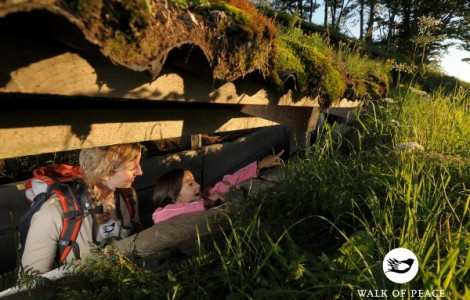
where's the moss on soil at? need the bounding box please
[1,0,389,106]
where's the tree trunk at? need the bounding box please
[298,0,304,18]
[365,0,376,43]
[399,0,412,51]
[324,0,329,30]
[330,0,337,29]
[386,1,398,48]
[359,0,364,40]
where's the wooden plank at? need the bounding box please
[202,126,290,187]
[0,93,322,159]
[0,25,324,159]
[0,95,286,159]
[131,127,290,193]
[115,209,222,256]
[0,111,276,160]
[179,134,202,150]
[240,104,321,132]
[325,100,362,124]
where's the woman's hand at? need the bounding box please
[257,149,285,172]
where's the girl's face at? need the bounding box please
[103,153,143,190]
[175,170,200,204]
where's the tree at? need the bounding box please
[306,0,321,22]
[271,0,320,21]
[383,0,400,48]
[324,0,329,29]
[358,0,364,40]
[393,0,470,60]
[364,0,376,42]
[412,16,443,73]
[327,0,357,30]
[267,0,470,68]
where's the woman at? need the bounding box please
[152,149,284,224]
[21,143,143,274]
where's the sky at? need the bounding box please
[440,45,470,83]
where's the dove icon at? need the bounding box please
[386,258,414,274]
[383,248,419,283]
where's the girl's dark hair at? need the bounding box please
[152,168,186,209]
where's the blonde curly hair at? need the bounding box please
[79,143,141,224]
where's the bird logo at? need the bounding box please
[383,248,419,283]
[100,220,119,238]
[386,258,414,274]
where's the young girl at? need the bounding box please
[152,150,284,224]
[21,143,143,274]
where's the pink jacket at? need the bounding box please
[152,162,257,224]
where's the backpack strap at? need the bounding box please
[115,189,136,221]
[53,183,84,262]
[124,197,136,220]
[18,192,49,254]
[115,189,142,235]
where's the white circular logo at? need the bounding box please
[383,248,419,283]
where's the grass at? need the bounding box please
[2,15,470,298]
[276,24,392,105]
[5,84,469,299]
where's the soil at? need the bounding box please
[0,0,277,83]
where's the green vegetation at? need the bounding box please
[53,0,470,106]
[275,18,392,106]
[58,0,394,105]
[3,1,470,298]
[276,34,346,108]
[7,82,470,299]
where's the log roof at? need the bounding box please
[0,0,278,83]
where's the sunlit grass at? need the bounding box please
[5,86,470,299]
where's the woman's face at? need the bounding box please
[175,170,200,204]
[103,152,143,190]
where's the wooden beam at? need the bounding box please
[0,21,359,159]
[0,108,277,160]
[0,93,323,159]
[325,105,362,124]
[201,126,290,187]
[240,104,321,132]
[179,134,202,150]
[0,26,324,159]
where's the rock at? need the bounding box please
[181,11,199,27]
[395,142,424,152]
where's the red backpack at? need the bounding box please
[21,164,87,263]
[20,164,139,264]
